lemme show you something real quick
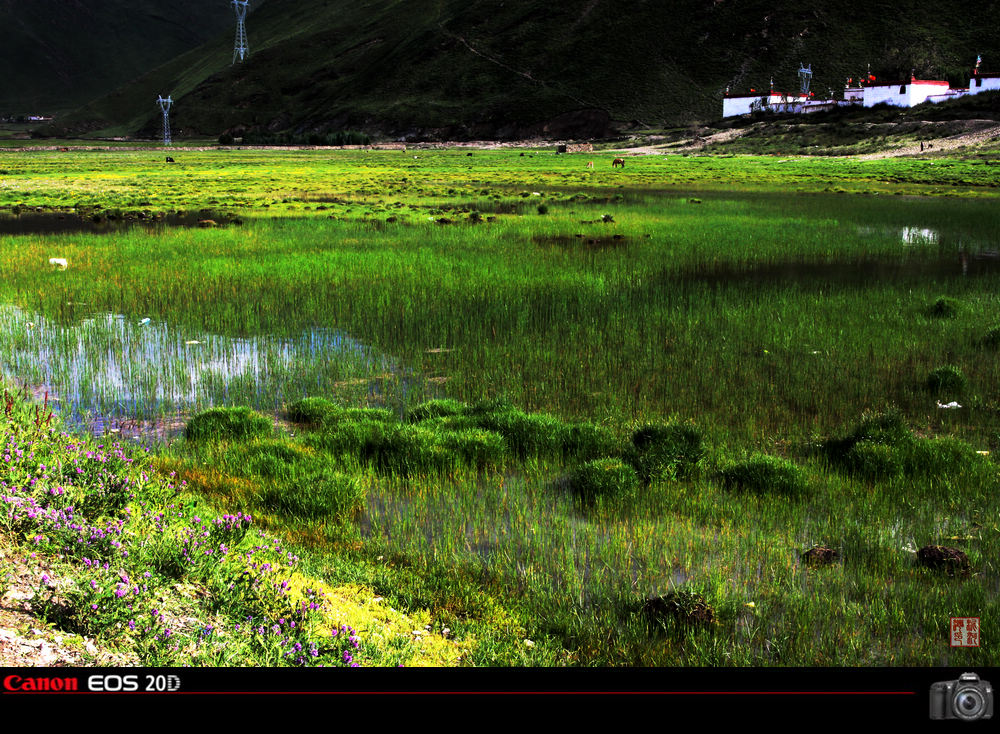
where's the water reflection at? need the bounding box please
[0,304,395,439]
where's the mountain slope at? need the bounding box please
[44,0,1000,139]
[0,0,234,114]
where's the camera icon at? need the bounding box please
[930,672,993,721]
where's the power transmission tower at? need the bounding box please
[798,63,813,95]
[233,0,249,64]
[157,95,173,146]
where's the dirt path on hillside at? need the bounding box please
[854,122,1000,159]
[609,127,751,156]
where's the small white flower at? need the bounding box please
[524,639,535,647]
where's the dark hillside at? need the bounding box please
[0,0,233,115]
[42,0,1000,140]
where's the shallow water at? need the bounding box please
[0,304,397,440]
[0,209,241,236]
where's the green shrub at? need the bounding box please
[926,365,967,396]
[438,429,507,469]
[628,423,705,482]
[929,296,961,318]
[472,407,568,459]
[900,437,986,477]
[848,410,912,446]
[305,419,387,456]
[230,440,309,479]
[841,441,902,482]
[341,407,396,423]
[363,425,452,475]
[260,470,363,521]
[562,422,619,462]
[979,327,1000,349]
[184,407,272,442]
[569,458,640,506]
[407,399,468,423]
[287,397,341,424]
[719,454,808,495]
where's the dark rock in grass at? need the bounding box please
[642,591,715,630]
[802,546,839,566]
[184,406,272,442]
[916,545,971,577]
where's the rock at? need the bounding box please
[916,545,970,576]
[802,545,839,566]
[641,590,715,629]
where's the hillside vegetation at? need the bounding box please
[42,0,1000,140]
[0,0,232,115]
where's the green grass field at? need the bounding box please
[1,147,998,667]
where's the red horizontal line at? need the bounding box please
[4,690,918,695]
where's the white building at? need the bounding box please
[722,91,809,118]
[723,66,997,119]
[862,77,951,107]
[967,74,1000,95]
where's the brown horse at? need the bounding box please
[612,158,625,168]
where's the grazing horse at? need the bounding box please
[165,156,175,163]
[612,158,625,168]
[586,161,594,169]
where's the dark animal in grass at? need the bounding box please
[612,158,625,168]
[165,156,175,163]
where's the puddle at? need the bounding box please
[901,227,939,245]
[0,209,242,236]
[0,304,402,440]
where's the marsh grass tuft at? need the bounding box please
[627,423,705,483]
[259,469,363,521]
[185,407,273,442]
[926,365,967,397]
[841,440,903,482]
[978,326,1000,349]
[928,296,961,318]
[407,398,468,423]
[287,397,341,425]
[569,457,640,506]
[718,454,808,495]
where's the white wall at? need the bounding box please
[968,76,1000,95]
[864,81,950,107]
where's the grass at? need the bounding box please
[0,148,998,668]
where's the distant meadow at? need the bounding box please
[1,147,997,666]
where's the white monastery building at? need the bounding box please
[723,60,999,118]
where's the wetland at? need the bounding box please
[2,146,998,667]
